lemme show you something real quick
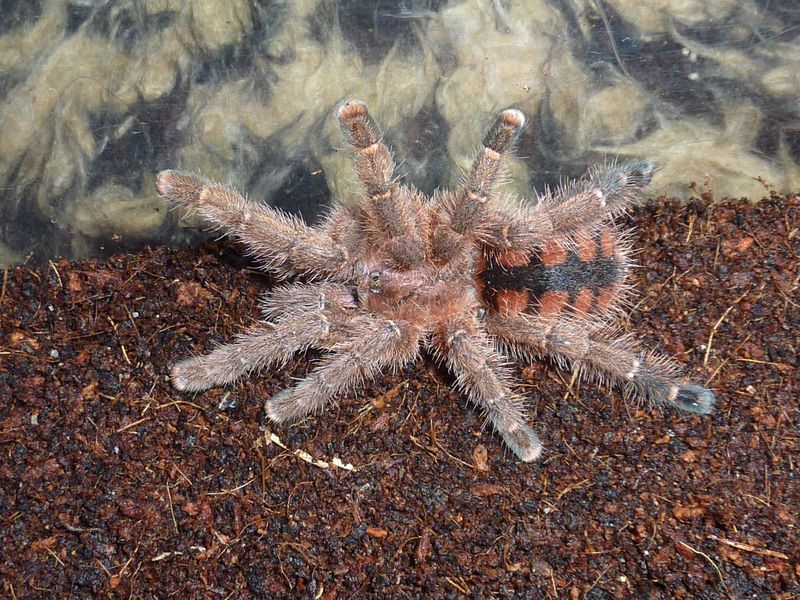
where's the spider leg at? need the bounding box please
[266,316,421,423]
[481,161,656,254]
[539,160,656,232]
[258,282,356,324]
[459,108,527,210]
[583,160,656,215]
[156,171,350,279]
[432,317,543,462]
[431,109,527,263]
[486,313,714,414]
[170,283,358,392]
[337,100,425,268]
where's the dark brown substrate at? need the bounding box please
[1,195,797,598]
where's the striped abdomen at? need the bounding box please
[480,225,628,319]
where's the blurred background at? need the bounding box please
[1,0,798,266]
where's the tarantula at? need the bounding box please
[157,100,713,462]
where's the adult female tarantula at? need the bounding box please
[157,100,713,462]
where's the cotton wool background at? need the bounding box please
[0,0,797,266]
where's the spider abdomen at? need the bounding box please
[480,225,627,319]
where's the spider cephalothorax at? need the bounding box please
[157,100,713,462]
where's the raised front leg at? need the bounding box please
[432,108,527,263]
[459,108,527,211]
[337,100,425,268]
[486,313,714,414]
[156,171,350,279]
[432,317,543,462]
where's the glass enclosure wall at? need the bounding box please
[1,0,797,265]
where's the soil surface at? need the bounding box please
[1,195,798,599]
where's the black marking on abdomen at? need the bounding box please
[482,231,620,310]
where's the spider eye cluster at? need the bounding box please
[368,270,381,293]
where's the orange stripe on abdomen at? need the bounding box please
[536,290,569,317]
[572,288,595,315]
[494,289,530,316]
[538,240,567,266]
[480,225,626,319]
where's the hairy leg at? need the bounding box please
[337,100,425,268]
[482,161,656,253]
[259,282,356,323]
[266,316,421,423]
[156,171,350,279]
[456,108,527,217]
[170,284,358,392]
[551,160,656,222]
[486,313,714,414]
[432,108,526,263]
[495,161,654,251]
[432,317,543,462]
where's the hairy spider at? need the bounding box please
[156,100,713,462]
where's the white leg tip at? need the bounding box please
[170,366,189,391]
[500,420,544,463]
[517,441,543,463]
